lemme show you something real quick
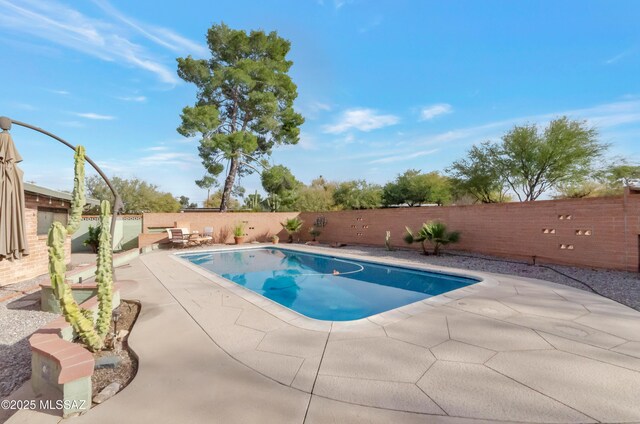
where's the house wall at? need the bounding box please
[298,190,640,272]
[0,194,71,287]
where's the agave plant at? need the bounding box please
[281,217,303,243]
[403,221,460,256]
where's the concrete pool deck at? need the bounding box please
[6,244,640,423]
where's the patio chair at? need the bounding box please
[169,228,189,248]
[202,226,214,245]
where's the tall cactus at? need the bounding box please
[46,145,115,352]
[95,200,113,338]
[66,146,85,234]
[48,222,103,350]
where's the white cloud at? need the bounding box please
[0,0,198,84]
[339,99,640,167]
[368,148,440,164]
[116,95,147,102]
[324,108,399,134]
[137,152,200,168]
[92,0,209,57]
[46,89,69,95]
[12,102,37,111]
[419,103,453,121]
[73,112,116,120]
[143,146,168,152]
[605,49,633,65]
[359,15,383,33]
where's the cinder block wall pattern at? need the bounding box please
[140,212,300,247]
[140,193,639,272]
[0,194,71,286]
[299,192,640,272]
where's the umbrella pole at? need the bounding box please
[0,117,122,278]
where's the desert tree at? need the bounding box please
[177,23,304,211]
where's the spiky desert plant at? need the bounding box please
[94,200,113,339]
[46,146,115,351]
[384,230,395,251]
[403,221,460,255]
[47,146,104,351]
[48,221,104,350]
[281,217,303,243]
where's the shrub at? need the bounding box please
[403,221,460,255]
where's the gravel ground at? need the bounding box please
[0,276,57,400]
[334,245,640,311]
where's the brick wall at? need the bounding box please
[0,194,71,287]
[299,191,640,272]
[141,192,640,272]
[140,211,301,247]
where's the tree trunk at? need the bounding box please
[220,156,239,212]
[421,241,428,255]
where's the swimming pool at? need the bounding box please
[180,248,480,321]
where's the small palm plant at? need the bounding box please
[403,221,460,256]
[281,217,303,243]
[309,226,321,241]
[83,225,101,253]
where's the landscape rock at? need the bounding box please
[92,382,121,404]
[95,355,121,369]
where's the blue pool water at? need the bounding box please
[180,248,479,321]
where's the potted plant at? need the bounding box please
[309,226,321,242]
[270,235,279,244]
[280,217,303,243]
[83,224,101,253]
[233,222,246,244]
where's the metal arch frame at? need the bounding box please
[0,116,123,269]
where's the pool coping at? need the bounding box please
[170,244,499,333]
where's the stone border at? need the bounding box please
[171,244,498,332]
[28,283,123,418]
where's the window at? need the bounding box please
[37,207,68,236]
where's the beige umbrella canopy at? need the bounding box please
[0,118,29,260]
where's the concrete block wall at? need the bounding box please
[140,212,300,247]
[0,194,71,286]
[299,192,640,272]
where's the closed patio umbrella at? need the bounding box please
[0,118,29,260]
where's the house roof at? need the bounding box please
[24,182,100,207]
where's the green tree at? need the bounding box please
[177,23,305,212]
[205,189,241,210]
[261,165,300,211]
[495,117,607,201]
[178,196,198,209]
[294,176,337,211]
[195,173,218,205]
[243,191,265,211]
[86,176,180,213]
[382,169,452,206]
[553,180,602,199]
[333,180,382,210]
[554,160,640,199]
[598,160,640,192]
[448,142,510,203]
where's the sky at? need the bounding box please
[1,0,639,205]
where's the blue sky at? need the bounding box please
[1,0,639,204]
